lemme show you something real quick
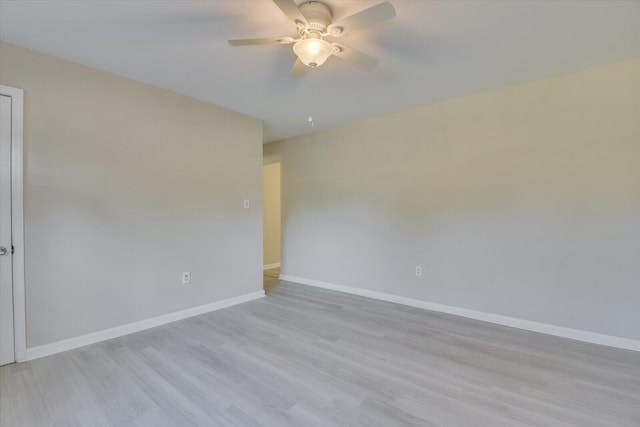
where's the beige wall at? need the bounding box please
[269,58,640,340]
[0,42,264,347]
[263,163,281,266]
[263,142,283,166]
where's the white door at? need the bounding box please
[0,94,14,366]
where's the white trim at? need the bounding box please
[279,274,640,352]
[263,262,281,270]
[0,85,26,362]
[26,290,265,361]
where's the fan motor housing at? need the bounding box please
[299,1,332,32]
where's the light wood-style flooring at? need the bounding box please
[1,279,639,426]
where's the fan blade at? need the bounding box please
[290,58,308,78]
[331,43,378,71]
[273,0,309,27]
[327,2,396,37]
[228,36,295,46]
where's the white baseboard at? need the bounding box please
[263,263,281,270]
[279,274,640,352]
[26,290,265,361]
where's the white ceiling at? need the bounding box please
[1,1,639,142]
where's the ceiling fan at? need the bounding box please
[228,0,396,77]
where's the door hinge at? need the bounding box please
[11,245,14,254]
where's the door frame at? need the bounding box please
[1,84,26,362]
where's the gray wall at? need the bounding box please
[0,42,264,347]
[269,58,640,341]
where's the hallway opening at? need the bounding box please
[263,162,281,293]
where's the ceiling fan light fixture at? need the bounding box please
[229,0,397,77]
[293,38,333,68]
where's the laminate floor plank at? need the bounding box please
[1,279,639,426]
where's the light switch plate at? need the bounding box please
[243,199,250,209]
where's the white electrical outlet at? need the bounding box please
[182,272,191,284]
[415,266,422,276]
[243,199,250,209]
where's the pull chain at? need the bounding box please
[306,77,318,129]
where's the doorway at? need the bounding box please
[263,162,281,294]
[0,85,26,365]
